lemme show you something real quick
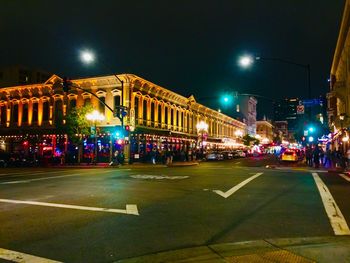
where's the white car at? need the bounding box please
[233,150,246,158]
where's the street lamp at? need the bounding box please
[196,121,208,154]
[86,110,105,163]
[80,50,95,64]
[79,50,130,162]
[238,55,254,68]
[238,54,311,100]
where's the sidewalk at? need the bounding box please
[116,236,350,263]
[49,161,199,169]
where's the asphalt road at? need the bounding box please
[1,156,350,262]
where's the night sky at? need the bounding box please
[0,0,345,118]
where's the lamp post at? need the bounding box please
[196,121,208,155]
[239,55,311,99]
[86,110,105,163]
[80,50,129,161]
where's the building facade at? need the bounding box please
[0,74,246,163]
[235,96,257,136]
[256,120,274,144]
[273,98,301,133]
[327,0,350,150]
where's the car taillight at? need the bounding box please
[293,153,296,156]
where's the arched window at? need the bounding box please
[54,100,63,123]
[134,96,139,123]
[164,106,168,126]
[150,101,155,124]
[22,103,28,124]
[12,103,18,124]
[69,99,76,110]
[32,102,38,123]
[114,95,121,110]
[170,108,174,127]
[158,104,162,125]
[1,105,6,126]
[43,101,49,121]
[98,97,105,114]
[143,99,148,121]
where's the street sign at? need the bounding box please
[304,130,308,136]
[297,105,305,114]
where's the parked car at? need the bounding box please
[232,150,246,158]
[222,151,233,160]
[206,152,224,161]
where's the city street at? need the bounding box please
[1,157,350,262]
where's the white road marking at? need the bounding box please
[339,174,350,182]
[0,198,139,215]
[0,174,83,184]
[213,172,263,198]
[0,170,71,176]
[130,174,189,180]
[312,173,350,235]
[0,170,113,184]
[235,162,241,164]
[0,247,62,262]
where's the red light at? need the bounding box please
[22,141,29,146]
[117,139,124,144]
[125,125,130,131]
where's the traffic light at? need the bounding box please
[62,77,72,93]
[125,125,130,132]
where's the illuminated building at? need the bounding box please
[256,120,274,144]
[0,74,246,162]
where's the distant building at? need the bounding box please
[274,121,288,141]
[256,119,274,144]
[0,65,51,88]
[235,96,257,136]
[273,98,301,133]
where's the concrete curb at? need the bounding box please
[115,236,350,263]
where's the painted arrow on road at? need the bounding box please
[213,172,263,198]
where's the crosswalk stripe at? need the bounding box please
[0,247,62,262]
[312,173,350,235]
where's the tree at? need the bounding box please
[65,104,94,163]
[242,134,259,146]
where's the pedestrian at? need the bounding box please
[313,147,320,168]
[324,148,332,168]
[151,147,157,164]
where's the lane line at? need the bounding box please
[0,170,114,184]
[0,247,62,263]
[312,172,350,235]
[339,173,350,182]
[213,172,263,198]
[0,198,139,215]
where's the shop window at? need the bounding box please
[43,101,49,121]
[1,105,6,125]
[32,103,38,123]
[22,103,28,124]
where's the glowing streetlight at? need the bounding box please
[80,50,95,64]
[196,121,208,154]
[238,55,255,68]
[86,110,105,122]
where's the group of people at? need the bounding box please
[304,146,350,169]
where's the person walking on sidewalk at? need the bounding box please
[151,147,157,165]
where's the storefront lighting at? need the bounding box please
[342,136,349,142]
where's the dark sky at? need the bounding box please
[0,0,345,118]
